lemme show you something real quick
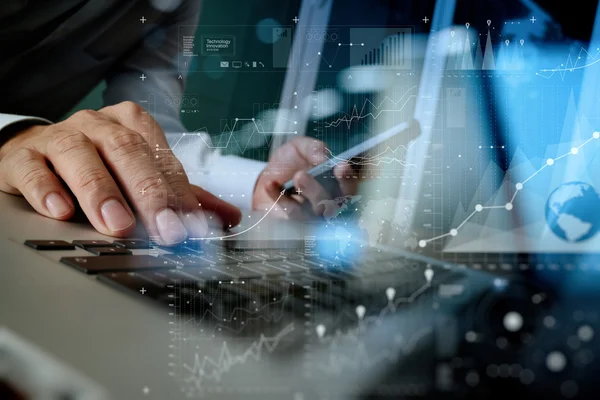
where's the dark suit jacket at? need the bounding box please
[0,0,201,132]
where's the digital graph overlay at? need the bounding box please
[306,268,435,377]
[322,86,417,129]
[323,145,416,168]
[182,323,296,395]
[172,278,302,395]
[302,26,414,70]
[536,46,600,80]
[418,132,600,248]
[188,191,285,241]
[444,21,526,71]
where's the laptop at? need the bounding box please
[2,0,600,398]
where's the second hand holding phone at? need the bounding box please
[281,119,421,196]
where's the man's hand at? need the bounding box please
[0,102,241,244]
[253,137,360,219]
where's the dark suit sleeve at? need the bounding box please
[102,0,202,133]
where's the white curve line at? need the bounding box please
[418,132,600,247]
[188,191,284,241]
[539,57,600,73]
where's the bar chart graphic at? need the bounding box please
[350,27,413,70]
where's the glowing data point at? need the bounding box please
[450,229,458,236]
[546,351,567,372]
[419,240,427,248]
[571,147,579,154]
[505,203,513,210]
[355,305,366,319]
[503,311,523,332]
[516,182,523,190]
[505,39,510,46]
[385,287,396,302]
[424,268,434,283]
[487,19,492,26]
[465,22,470,29]
[475,204,483,212]
[547,158,554,166]
[593,131,600,139]
[316,324,326,338]
[578,325,594,342]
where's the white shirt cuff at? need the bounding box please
[0,114,52,131]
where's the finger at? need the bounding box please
[66,111,186,244]
[333,161,360,195]
[0,148,75,220]
[153,150,208,237]
[190,185,242,228]
[41,129,136,236]
[94,126,187,245]
[263,181,313,220]
[101,103,207,237]
[289,137,328,166]
[293,171,330,216]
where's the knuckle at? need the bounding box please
[71,109,101,123]
[105,129,146,154]
[118,101,145,116]
[15,151,46,191]
[47,130,91,157]
[156,152,184,172]
[75,167,114,195]
[133,175,168,201]
[12,147,37,163]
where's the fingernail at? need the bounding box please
[101,199,134,232]
[45,193,72,218]
[156,208,188,244]
[181,210,209,238]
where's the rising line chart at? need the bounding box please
[537,46,600,80]
[323,86,417,129]
[418,132,600,247]
[182,323,296,394]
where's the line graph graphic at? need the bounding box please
[189,191,285,241]
[537,46,600,80]
[304,42,364,68]
[182,323,295,394]
[166,118,297,155]
[323,86,417,129]
[308,270,434,375]
[181,281,294,336]
[418,132,600,247]
[324,144,416,168]
[316,326,432,375]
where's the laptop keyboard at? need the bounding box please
[23,238,463,323]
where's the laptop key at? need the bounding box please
[113,239,150,249]
[98,272,165,300]
[72,240,115,249]
[160,253,206,267]
[60,255,176,274]
[86,247,133,256]
[24,240,75,250]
